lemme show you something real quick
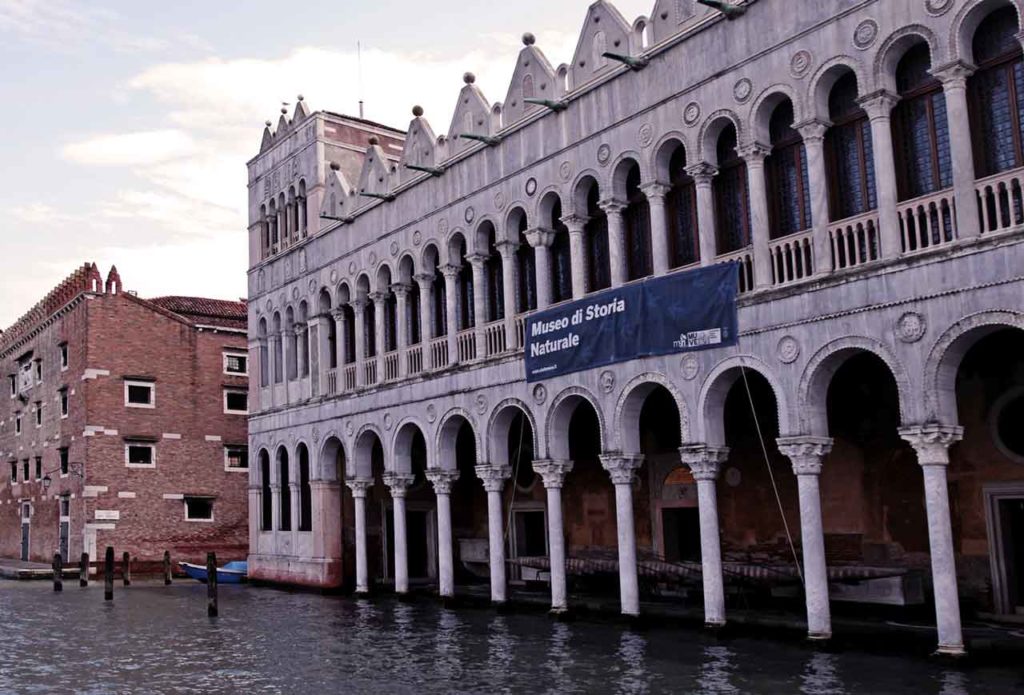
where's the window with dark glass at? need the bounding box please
[516,224,537,313]
[713,124,752,253]
[60,388,68,418]
[279,452,291,531]
[826,72,877,220]
[59,447,69,475]
[458,263,474,330]
[34,457,41,481]
[343,305,356,363]
[666,147,699,268]
[584,184,612,292]
[766,100,811,238]
[260,453,272,531]
[224,390,248,414]
[384,291,398,351]
[549,199,573,303]
[298,448,312,532]
[893,43,952,200]
[432,265,447,337]
[225,446,248,470]
[10,460,17,482]
[623,163,653,280]
[184,496,214,521]
[484,229,504,322]
[364,300,377,358]
[968,7,1024,178]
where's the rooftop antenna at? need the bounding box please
[357,41,365,119]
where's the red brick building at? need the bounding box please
[0,263,249,568]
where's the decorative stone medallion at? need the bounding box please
[368,251,377,266]
[413,230,422,246]
[896,312,927,343]
[475,393,488,415]
[790,50,812,79]
[725,467,742,488]
[291,287,300,300]
[733,78,753,104]
[265,299,273,312]
[638,123,655,148]
[681,354,700,381]
[597,144,612,166]
[532,383,548,405]
[853,19,879,50]
[925,0,953,16]
[312,427,321,444]
[683,101,701,126]
[464,206,476,224]
[278,293,287,307]
[330,269,338,284]
[348,261,357,275]
[777,336,801,364]
[308,279,317,295]
[383,413,394,431]
[438,218,449,236]
[345,421,354,437]
[390,241,399,257]
[426,404,437,424]
[600,370,616,394]
[559,161,573,182]
[525,178,538,197]
[494,190,506,210]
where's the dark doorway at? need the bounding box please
[408,509,431,580]
[662,508,701,562]
[513,509,547,557]
[998,498,1024,613]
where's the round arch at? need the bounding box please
[486,399,539,467]
[505,204,531,241]
[318,434,346,481]
[697,355,792,446]
[435,407,481,470]
[609,151,646,199]
[807,55,868,121]
[570,170,602,217]
[748,84,804,145]
[873,25,944,94]
[392,418,431,474]
[651,133,688,184]
[352,424,386,479]
[545,385,606,460]
[698,109,743,165]
[613,373,691,453]
[950,0,1022,65]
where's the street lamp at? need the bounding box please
[41,463,84,491]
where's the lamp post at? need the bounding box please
[41,463,84,490]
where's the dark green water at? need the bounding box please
[0,582,1019,694]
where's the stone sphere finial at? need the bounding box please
[412,105,424,117]
[368,135,379,146]
[330,161,341,171]
[463,72,476,84]
[281,107,288,114]
[265,120,273,127]
[522,32,536,46]
[297,94,304,101]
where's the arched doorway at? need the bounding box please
[392,423,436,585]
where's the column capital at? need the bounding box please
[532,459,574,489]
[857,89,899,120]
[639,182,669,200]
[390,282,413,299]
[350,297,369,313]
[475,464,512,492]
[494,239,520,257]
[346,478,373,497]
[899,424,964,467]
[776,436,833,476]
[465,252,490,269]
[599,454,645,485]
[425,468,460,495]
[560,213,589,233]
[368,291,388,306]
[931,60,976,89]
[678,444,730,481]
[794,119,831,144]
[439,263,462,280]
[524,227,556,248]
[382,472,416,497]
[737,141,771,164]
[292,324,306,336]
[685,161,718,184]
[413,272,435,289]
[597,198,627,216]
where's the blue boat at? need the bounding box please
[178,560,248,584]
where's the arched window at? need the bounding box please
[278,449,291,531]
[407,281,422,344]
[342,304,356,363]
[766,99,811,239]
[364,299,376,359]
[432,263,447,336]
[893,43,952,200]
[483,225,504,322]
[623,163,653,280]
[285,308,298,380]
[259,451,272,531]
[826,72,877,221]
[584,184,612,292]
[665,146,699,268]
[272,313,283,383]
[258,319,269,387]
[515,218,537,313]
[298,446,312,532]
[713,124,751,254]
[548,198,573,303]
[298,303,310,378]
[454,237,474,330]
[384,290,397,352]
[968,7,1024,177]
[326,304,338,369]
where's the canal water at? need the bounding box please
[0,582,1019,694]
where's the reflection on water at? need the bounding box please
[0,582,1018,694]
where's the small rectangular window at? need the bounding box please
[10,461,17,483]
[60,496,70,517]
[34,403,42,428]
[59,447,69,476]
[184,496,214,521]
[14,414,21,436]
[34,457,41,481]
[60,389,69,418]
[8,375,15,398]
[124,381,155,408]
[22,460,29,482]
[125,442,155,468]
[224,352,249,376]
[59,343,69,371]
[225,446,249,471]
[33,360,42,384]
[224,389,248,414]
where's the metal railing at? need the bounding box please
[768,230,814,286]
[898,188,957,254]
[829,210,880,270]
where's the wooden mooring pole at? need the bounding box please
[206,552,218,618]
[163,551,172,585]
[79,552,89,587]
[122,552,131,587]
[104,546,114,601]
[52,553,63,592]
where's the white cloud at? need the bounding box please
[0,0,169,52]
[61,130,198,166]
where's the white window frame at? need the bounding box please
[224,445,249,472]
[223,351,249,377]
[183,496,215,523]
[14,413,21,436]
[124,441,156,469]
[223,388,249,415]
[59,343,69,372]
[124,380,155,409]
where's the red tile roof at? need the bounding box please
[147,296,247,330]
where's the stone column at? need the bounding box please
[370,291,387,381]
[600,454,645,616]
[777,436,834,640]
[383,473,415,595]
[739,143,772,288]
[289,481,301,546]
[686,163,719,265]
[533,459,574,613]
[269,214,278,253]
[561,214,589,298]
[476,464,512,604]
[934,62,980,239]
[466,253,489,357]
[280,328,293,386]
[279,206,288,247]
[294,325,308,380]
[640,183,671,276]
[392,283,412,376]
[679,444,730,627]
[524,228,555,309]
[297,196,307,235]
[269,484,282,535]
[351,299,367,387]
[899,424,966,655]
[307,319,320,397]
[440,264,460,364]
[309,480,341,569]
[495,240,520,349]
[414,273,435,343]
[796,120,832,274]
[330,308,346,384]
[426,469,460,598]
[346,478,372,594]
[599,200,628,286]
[859,91,901,258]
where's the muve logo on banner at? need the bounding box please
[524,262,739,382]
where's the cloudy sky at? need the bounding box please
[0,0,653,327]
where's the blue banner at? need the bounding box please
[524,263,739,382]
